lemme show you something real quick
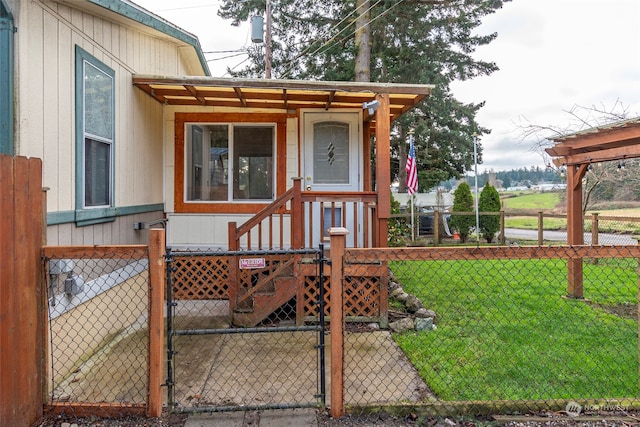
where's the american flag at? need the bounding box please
[405,134,418,195]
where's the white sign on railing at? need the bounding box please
[239,258,266,269]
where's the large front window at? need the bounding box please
[185,124,274,202]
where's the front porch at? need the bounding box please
[131,76,433,327]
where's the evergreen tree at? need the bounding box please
[478,182,500,243]
[449,182,474,243]
[218,0,508,188]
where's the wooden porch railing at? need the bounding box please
[228,177,380,250]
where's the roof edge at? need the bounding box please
[132,74,434,95]
[549,116,640,142]
[87,0,210,76]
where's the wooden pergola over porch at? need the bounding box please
[546,117,640,297]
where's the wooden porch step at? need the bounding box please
[232,276,298,327]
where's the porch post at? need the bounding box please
[329,227,348,418]
[375,93,390,248]
[291,177,303,249]
[566,164,587,298]
[148,228,165,418]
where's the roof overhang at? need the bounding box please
[132,75,434,123]
[545,117,640,166]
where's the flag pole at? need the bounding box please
[406,129,417,241]
[410,189,415,241]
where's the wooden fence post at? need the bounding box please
[148,228,165,418]
[329,227,348,418]
[591,213,599,246]
[537,211,544,245]
[499,211,505,245]
[0,155,44,426]
[433,210,440,245]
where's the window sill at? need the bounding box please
[75,207,117,226]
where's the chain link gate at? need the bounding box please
[165,246,326,413]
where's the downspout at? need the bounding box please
[0,0,15,155]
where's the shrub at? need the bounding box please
[449,182,475,243]
[388,194,410,246]
[479,182,500,243]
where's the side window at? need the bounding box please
[75,46,114,212]
[185,124,274,202]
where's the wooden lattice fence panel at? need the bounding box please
[301,263,388,322]
[302,273,331,317]
[171,256,230,300]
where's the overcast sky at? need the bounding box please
[134,0,640,173]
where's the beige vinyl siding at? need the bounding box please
[167,213,293,249]
[47,211,162,246]
[15,0,196,215]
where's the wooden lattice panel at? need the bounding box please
[171,256,230,300]
[302,262,387,320]
[302,275,331,317]
[344,276,381,317]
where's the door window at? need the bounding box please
[313,121,350,185]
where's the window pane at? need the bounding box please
[209,126,229,201]
[189,126,203,200]
[313,121,349,184]
[85,138,110,207]
[185,124,229,201]
[84,62,113,140]
[233,127,273,200]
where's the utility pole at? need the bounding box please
[265,0,272,78]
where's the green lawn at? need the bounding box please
[502,192,561,210]
[505,215,566,231]
[391,258,638,401]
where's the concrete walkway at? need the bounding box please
[184,408,318,427]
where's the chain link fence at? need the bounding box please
[340,245,640,417]
[44,247,150,415]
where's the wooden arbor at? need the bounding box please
[546,117,640,297]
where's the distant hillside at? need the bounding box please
[438,166,562,191]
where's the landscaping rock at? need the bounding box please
[367,323,380,330]
[415,308,436,319]
[389,287,405,298]
[415,317,433,332]
[395,292,409,302]
[388,281,401,292]
[405,295,423,313]
[389,317,414,333]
